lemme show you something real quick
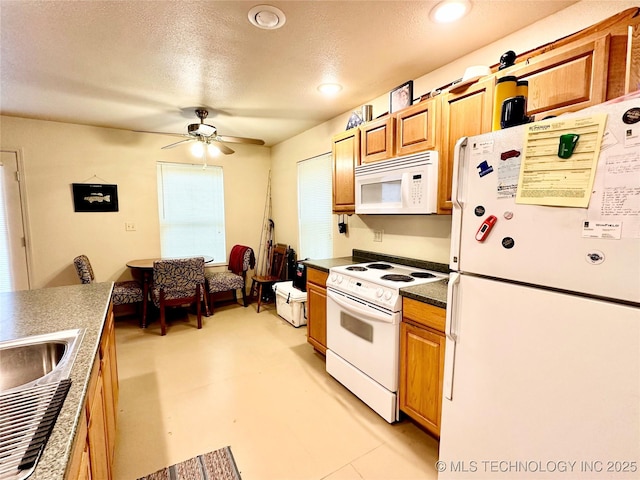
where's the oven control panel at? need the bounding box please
[327,273,400,311]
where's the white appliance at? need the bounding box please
[325,261,448,423]
[439,98,640,479]
[355,152,439,214]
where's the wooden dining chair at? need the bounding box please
[73,254,145,322]
[205,245,255,315]
[250,243,288,313]
[150,257,206,336]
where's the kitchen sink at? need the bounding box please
[0,329,84,480]
[0,329,84,393]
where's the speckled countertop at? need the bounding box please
[302,249,449,308]
[0,282,113,480]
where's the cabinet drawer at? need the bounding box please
[402,297,445,332]
[306,267,328,286]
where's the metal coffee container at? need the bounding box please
[362,105,373,122]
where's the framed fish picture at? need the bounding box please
[72,183,119,212]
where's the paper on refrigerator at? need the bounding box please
[516,114,607,207]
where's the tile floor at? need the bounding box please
[112,302,440,480]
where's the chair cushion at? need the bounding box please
[112,280,144,305]
[151,257,206,307]
[73,255,94,284]
[205,271,244,293]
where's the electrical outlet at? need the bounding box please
[373,230,383,242]
[125,222,136,231]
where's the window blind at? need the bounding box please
[156,162,226,262]
[297,153,332,259]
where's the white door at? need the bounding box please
[439,274,640,479]
[0,151,30,291]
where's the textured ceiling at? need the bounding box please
[1,1,577,147]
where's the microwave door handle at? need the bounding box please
[327,290,393,324]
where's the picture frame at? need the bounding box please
[72,183,119,212]
[390,80,413,113]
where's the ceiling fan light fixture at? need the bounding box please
[207,144,221,157]
[248,5,286,30]
[430,0,471,23]
[191,142,205,158]
[317,83,342,96]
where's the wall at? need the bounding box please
[0,116,270,289]
[270,0,637,264]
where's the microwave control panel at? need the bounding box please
[410,173,423,205]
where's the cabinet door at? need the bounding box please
[306,282,327,354]
[395,99,439,156]
[514,35,610,119]
[360,116,395,163]
[100,317,117,465]
[87,371,110,480]
[399,321,445,437]
[440,78,495,213]
[332,128,360,213]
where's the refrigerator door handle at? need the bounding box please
[443,272,461,400]
[450,137,468,269]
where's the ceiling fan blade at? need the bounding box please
[161,139,194,149]
[215,134,265,145]
[210,141,235,155]
[134,130,188,139]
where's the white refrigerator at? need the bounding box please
[439,98,640,479]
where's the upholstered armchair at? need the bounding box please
[73,255,144,320]
[205,245,255,315]
[151,257,206,336]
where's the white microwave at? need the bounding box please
[354,151,439,214]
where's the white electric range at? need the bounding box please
[325,261,448,423]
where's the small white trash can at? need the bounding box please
[272,281,307,327]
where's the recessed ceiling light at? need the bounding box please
[430,0,471,23]
[248,5,286,30]
[318,83,342,96]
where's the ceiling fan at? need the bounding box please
[139,108,265,155]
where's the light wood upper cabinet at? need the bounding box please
[395,98,439,156]
[360,116,395,163]
[439,78,495,213]
[512,34,610,119]
[332,128,361,214]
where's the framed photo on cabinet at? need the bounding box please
[390,80,413,113]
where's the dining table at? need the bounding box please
[126,255,214,327]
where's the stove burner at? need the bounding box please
[346,266,368,271]
[411,272,436,279]
[367,263,393,270]
[380,274,415,282]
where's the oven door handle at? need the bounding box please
[327,290,393,324]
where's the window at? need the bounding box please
[156,162,226,262]
[297,153,332,259]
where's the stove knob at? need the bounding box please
[384,291,393,301]
[375,288,384,298]
[330,273,337,283]
[336,274,343,284]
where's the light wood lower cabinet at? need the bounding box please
[67,302,119,480]
[306,267,328,354]
[399,297,446,437]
